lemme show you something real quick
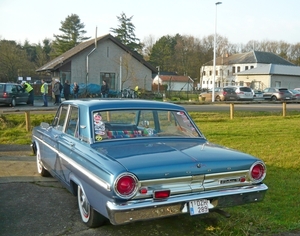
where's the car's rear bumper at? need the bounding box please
[106,183,268,225]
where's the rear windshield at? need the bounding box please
[278,88,289,92]
[240,87,252,92]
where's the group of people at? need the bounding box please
[20,79,109,107]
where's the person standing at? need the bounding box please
[63,80,71,100]
[40,79,48,107]
[101,80,109,98]
[73,82,79,99]
[21,81,34,106]
[52,79,61,105]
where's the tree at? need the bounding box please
[0,40,35,82]
[110,12,142,53]
[52,14,90,57]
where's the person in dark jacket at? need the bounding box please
[63,80,71,100]
[73,82,79,99]
[101,80,109,98]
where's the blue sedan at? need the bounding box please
[31,99,268,228]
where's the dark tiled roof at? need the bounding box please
[206,51,295,66]
[36,34,156,72]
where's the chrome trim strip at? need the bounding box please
[32,134,111,191]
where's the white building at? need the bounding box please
[200,51,300,90]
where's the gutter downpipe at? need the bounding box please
[86,27,98,96]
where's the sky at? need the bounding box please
[1,0,300,46]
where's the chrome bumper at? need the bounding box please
[106,184,268,225]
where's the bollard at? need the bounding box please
[230,103,234,119]
[282,102,286,117]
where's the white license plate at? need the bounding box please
[189,199,209,215]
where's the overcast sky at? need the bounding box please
[1,0,300,45]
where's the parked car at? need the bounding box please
[252,89,263,99]
[293,88,300,92]
[262,87,292,101]
[289,89,300,100]
[0,83,28,106]
[200,87,238,101]
[31,99,268,228]
[225,86,254,101]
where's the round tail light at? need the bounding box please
[114,173,138,199]
[250,161,266,183]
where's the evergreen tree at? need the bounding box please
[52,14,90,57]
[110,12,142,53]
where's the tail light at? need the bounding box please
[114,173,138,199]
[249,161,266,183]
[154,190,170,199]
[3,92,8,98]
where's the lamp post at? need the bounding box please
[212,1,222,102]
[156,66,160,95]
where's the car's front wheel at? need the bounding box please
[77,185,106,228]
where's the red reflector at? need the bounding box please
[154,190,170,199]
[139,187,148,194]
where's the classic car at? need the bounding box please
[31,99,268,228]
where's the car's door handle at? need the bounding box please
[65,141,75,147]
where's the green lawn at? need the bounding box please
[1,111,300,235]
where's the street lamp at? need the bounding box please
[212,1,222,102]
[156,66,160,95]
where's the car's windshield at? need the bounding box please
[93,109,201,142]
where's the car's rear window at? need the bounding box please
[239,87,252,92]
[279,88,289,92]
[0,84,4,92]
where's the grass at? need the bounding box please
[1,111,300,235]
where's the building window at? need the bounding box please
[232,66,236,73]
[203,81,205,84]
[203,71,206,76]
[100,72,116,90]
[107,47,109,57]
[251,66,254,69]
[220,69,223,77]
[237,66,240,72]
[275,81,281,87]
[245,66,248,70]
[216,70,218,76]
[239,81,244,86]
[227,70,230,76]
[209,71,212,76]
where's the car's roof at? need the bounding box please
[62,99,186,111]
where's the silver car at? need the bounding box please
[263,87,292,101]
[225,86,254,101]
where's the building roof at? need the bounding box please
[205,51,295,66]
[237,64,300,76]
[159,75,194,83]
[36,34,156,72]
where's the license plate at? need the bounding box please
[189,199,209,215]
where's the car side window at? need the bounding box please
[65,106,79,137]
[52,105,68,131]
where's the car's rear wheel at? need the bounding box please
[36,146,51,177]
[271,96,277,101]
[215,96,221,101]
[77,185,106,228]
